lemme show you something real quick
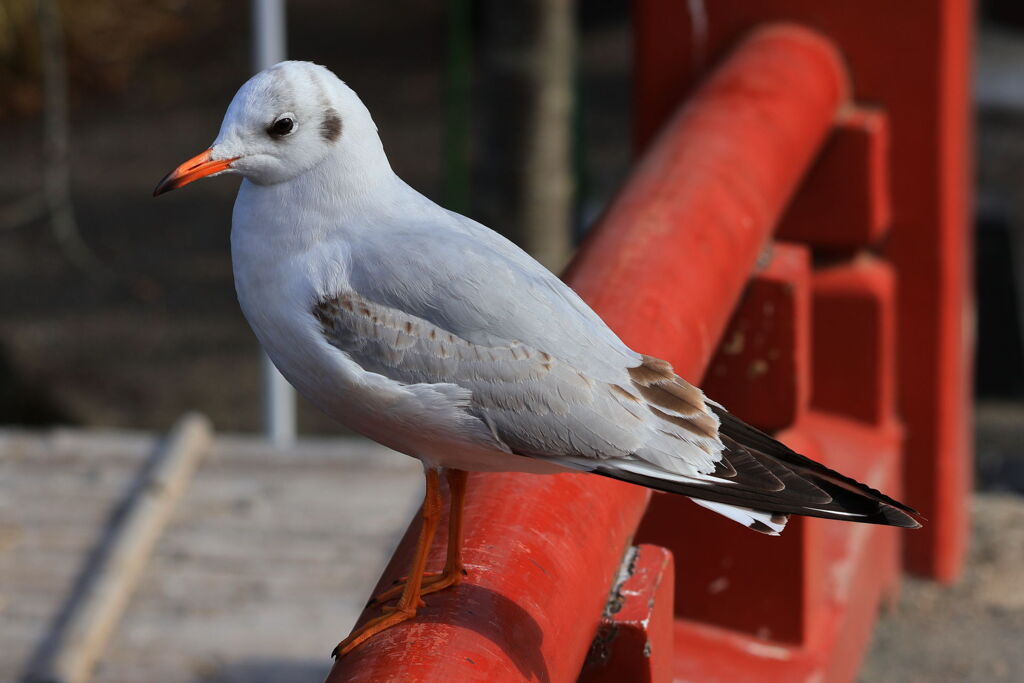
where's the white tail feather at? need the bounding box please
[690,498,789,535]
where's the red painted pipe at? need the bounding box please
[569,24,848,380]
[327,24,846,683]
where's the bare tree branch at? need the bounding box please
[35,0,113,281]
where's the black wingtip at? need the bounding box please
[709,405,925,525]
[880,504,925,529]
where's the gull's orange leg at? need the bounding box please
[370,469,468,605]
[332,468,442,658]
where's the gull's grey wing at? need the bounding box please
[323,215,827,477]
[324,215,733,473]
[313,219,921,531]
[312,287,923,531]
[313,288,720,471]
[341,220,639,385]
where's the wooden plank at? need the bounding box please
[31,414,213,683]
[1,427,422,682]
[95,440,419,683]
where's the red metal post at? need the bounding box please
[633,2,971,675]
[638,250,905,678]
[666,413,904,683]
[634,0,973,585]
[327,24,846,682]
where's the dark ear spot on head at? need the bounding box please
[320,108,342,142]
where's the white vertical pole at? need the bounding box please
[252,0,296,449]
[252,0,286,72]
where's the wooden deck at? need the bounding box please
[0,427,422,682]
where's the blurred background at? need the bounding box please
[1,1,1022,681]
[0,0,635,436]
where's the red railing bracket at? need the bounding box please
[579,545,676,683]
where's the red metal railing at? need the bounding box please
[328,23,853,683]
[633,0,973,585]
[329,0,972,678]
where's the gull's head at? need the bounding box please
[154,61,378,196]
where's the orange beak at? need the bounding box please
[153,148,238,196]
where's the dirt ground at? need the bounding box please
[862,494,1024,682]
[858,404,1024,681]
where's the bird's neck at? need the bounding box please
[232,141,425,255]
[324,130,397,200]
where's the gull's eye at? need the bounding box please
[268,114,295,138]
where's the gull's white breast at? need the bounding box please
[227,178,559,473]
